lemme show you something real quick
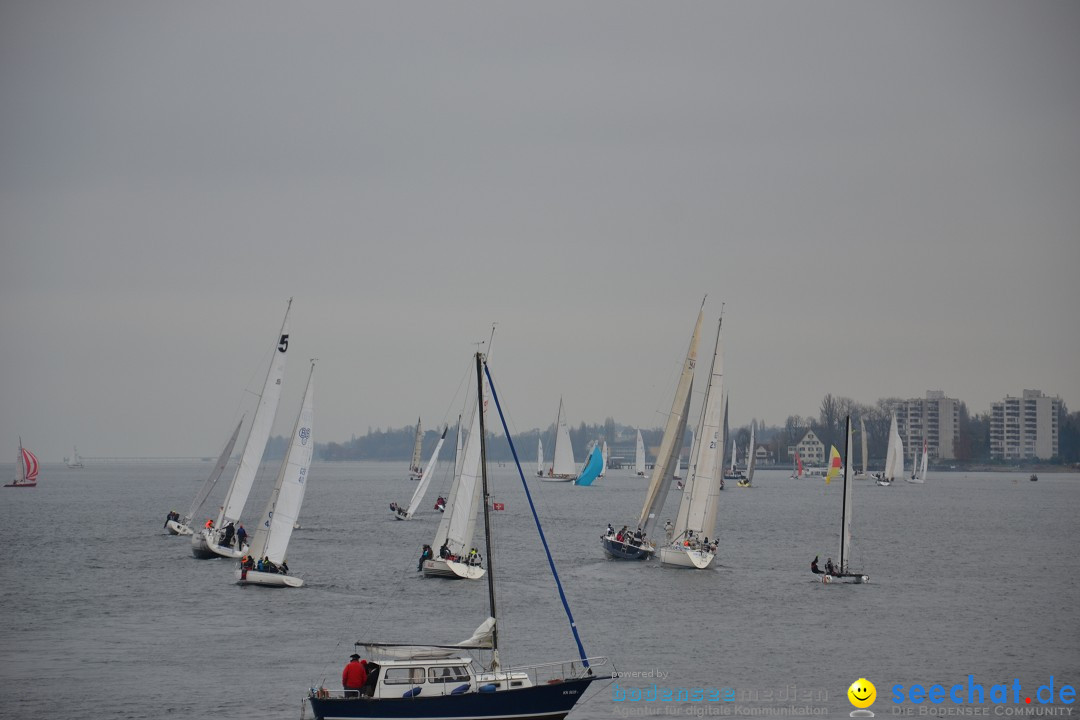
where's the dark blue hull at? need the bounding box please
[309,676,596,720]
[600,537,653,560]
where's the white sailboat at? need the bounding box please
[908,438,927,484]
[542,397,576,482]
[660,314,724,569]
[744,421,757,485]
[408,418,424,481]
[235,360,315,588]
[599,441,608,479]
[535,438,543,477]
[65,446,84,469]
[5,438,39,488]
[393,426,449,519]
[192,299,291,559]
[817,416,869,584]
[423,389,487,579]
[857,417,869,477]
[602,302,703,560]
[878,413,903,487]
[166,418,243,535]
[634,429,646,476]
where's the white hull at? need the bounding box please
[191,529,247,559]
[422,557,486,580]
[166,520,193,536]
[540,475,574,483]
[906,478,924,484]
[822,574,869,584]
[876,480,891,487]
[234,568,304,587]
[658,545,715,569]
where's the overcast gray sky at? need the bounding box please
[2,1,1078,460]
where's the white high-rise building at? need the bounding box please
[991,390,1061,460]
[895,391,960,462]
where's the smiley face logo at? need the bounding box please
[848,678,876,709]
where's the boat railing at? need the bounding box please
[508,655,609,684]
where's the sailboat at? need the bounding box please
[818,416,869,584]
[659,314,724,569]
[742,421,758,487]
[408,418,424,481]
[908,438,927,484]
[542,397,576,482]
[634,429,646,476]
[423,391,487,579]
[856,417,869,477]
[65,446,84,469]
[393,426,449,519]
[877,413,903,487]
[5,438,39,488]
[728,438,748,484]
[308,352,604,720]
[599,441,608,479]
[192,299,291,559]
[790,451,804,480]
[535,438,544,477]
[602,303,703,560]
[235,360,315,588]
[166,418,244,535]
[573,441,603,486]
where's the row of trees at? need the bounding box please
[271,397,1080,466]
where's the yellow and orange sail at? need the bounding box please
[825,445,842,484]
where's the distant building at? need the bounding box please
[753,444,772,466]
[788,430,825,465]
[895,390,961,462]
[990,389,1061,460]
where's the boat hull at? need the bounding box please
[309,674,596,720]
[3,483,36,488]
[166,520,193,536]
[191,530,248,559]
[821,574,869,584]
[234,568,304,587]
[422,558,486,580]
[539,476,574,483]
[658,545,714,569]
[600,536,654,560]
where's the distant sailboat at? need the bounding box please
[393,426,449,519]
[599,441,608,479]
[659,314,724,569]
[742,421,758,487]
[790,451,804,480]
[857,417,869,477]
[817,416,869,584]
[908,438,927,484]
[878,413,903,487]
[602,302,703,560]
[166,418,244,535]
[408,418,424,481]
[192,299,291,559]
[65,446,84,469]
[574,441,603,486]
[535,438,544,477]
[634,429,646,477]
[5,438,39,488]
[542,397,576,482]
[235,360,316,588]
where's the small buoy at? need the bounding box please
[822,575,832,584]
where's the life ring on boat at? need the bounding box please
[822,575,832,584]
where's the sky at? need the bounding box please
[2,1,1078,461]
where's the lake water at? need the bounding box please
[1,461,1077,719]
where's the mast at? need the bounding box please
[839,416,853,572]
[475,352,499,667]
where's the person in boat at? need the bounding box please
[221,521,235,547]
[389,501,398,513]
[235,524,247,548]
[811,555,822,574]
[241,555,255,570]
[606,523,615,537]
[360,660,379,696]
[664,519,674,543]
[417,544,433,571]
[204,518,214,530]
[439,542,451,559]
[467,547,481,566]
[164,510,179,528]
[825,557,837,575]
[279,560,289,574]
[342,653,367,698]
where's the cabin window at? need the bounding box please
[427,666,470,683]
[383,667,426,685]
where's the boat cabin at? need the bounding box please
[362,656,534,700]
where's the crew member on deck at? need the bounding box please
[811,556,822,574]
[418,544,433,571]
[343,654,367,697]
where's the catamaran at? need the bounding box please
[542,398,576,481]
[6,438,39,488]
[307,352,605,720]
[602,302,703,560]
[235,360,316,588]
[660,314,724,569]
[816,416,869,584]
[192,299,291,559]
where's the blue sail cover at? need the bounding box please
[573,444,603,486]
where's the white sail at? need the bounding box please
[919,441,928,481]
[745,420,757,484]
[248,360,315,565]
[840,417,854,572]
[637,307,703,535]
[634,430,646,476]
[433,394,485,556]
[883,413,903,481]
[672,315,724,541]
[549,397,576,478]
[729,439,737,475]
[185,417,243,525]
[405,426,448,517]
[536,438,543,477]
[215,299,291,528]
[454,415,465,478]
[860,417,868,475]
[409,419,423,477]
[599,441,608,478]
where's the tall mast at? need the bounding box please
[839,416,852,572]
[476,352,499,666]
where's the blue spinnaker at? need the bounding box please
[573,444,603,486]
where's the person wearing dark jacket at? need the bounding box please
[811,556,822,574]
[418,544,433,571]
[342,654,367,697]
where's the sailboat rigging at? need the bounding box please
[166,417,243,535]
[307,352,604,720]
[817,416,869,584]
[393,426,449,519]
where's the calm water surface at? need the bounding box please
[1,461,1077,719]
